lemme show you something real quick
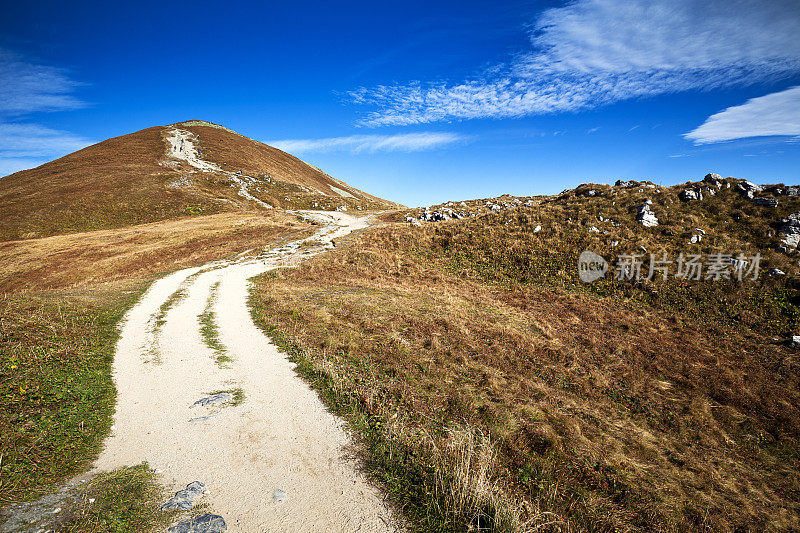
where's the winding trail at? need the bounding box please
[94,212,395,531]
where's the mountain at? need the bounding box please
[0,120,398,241]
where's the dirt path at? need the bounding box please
[165,128,273,209]
[93,211,395,531]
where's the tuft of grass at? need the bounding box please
[0,288,145,505]
[198,282,230,366]
[208,387,245,407]
[61,463,173,532]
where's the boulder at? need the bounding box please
[636,204,659,227]
[679,188,702,201]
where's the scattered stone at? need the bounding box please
[790,336,800,348]
[611,241,619,247]
[636,204,659,227]
[639,246,648,253]
[190,393,233,409]
[690,235,702,244]
[533,225,542,233]
[768,268,786,276]
[614,179,639,188]
[752,197,778,207]
[787,186,800,196]
[695,228,706,235]
[168,513,227,533]
[161,482,205,511]
[588,226,600,233]
[271,489,287,504]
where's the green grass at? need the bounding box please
[61,463,174,533]
[199,282,230,366]
[0,288,145,505]
[208,387,245,407]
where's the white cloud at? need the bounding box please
[0,49,85,115]
[267,132,466,153]
[0,122,93,176]
[351,0,800,126]
[685,86,800,144]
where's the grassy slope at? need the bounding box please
[251,179,800,531]
[0,288,143,505]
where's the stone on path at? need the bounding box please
[271,488,287,504]
[168,513,227,533]
[161,481,205,511]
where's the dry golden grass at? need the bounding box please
[0,210,311,293]
[251,203,800,531]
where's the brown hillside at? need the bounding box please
[0,120,396,241]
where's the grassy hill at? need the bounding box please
[250,174,800,531]
[0,120,397,241]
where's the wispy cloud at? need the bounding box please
[267,132,467,153]
[0,49,85,115]
[0,122,93,176]
[684,86,800,144]
[350,0,800,126]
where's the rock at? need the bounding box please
[737,180,762,198]
[614,179,639,188]
[752,197,778,207]
[695,228,706,235]
[588,226,600,233]
[787,186,800,196]
[780,212,800,248]
[636,204,659,227]
[768,268,786,276]
[639,246,647,253]
[190,393,232,408]
[690,235,702,244]
[168,514,227,533]
[533,225,542,233]
[611,241,619,247]
[271,488,287,504]
[704,173,722,185]
[679,188,702,201]
[161,482,205,511]
[790,336,800,348]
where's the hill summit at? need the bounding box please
[0,120,398,241]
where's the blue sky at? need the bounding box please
[1,0,799,207]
